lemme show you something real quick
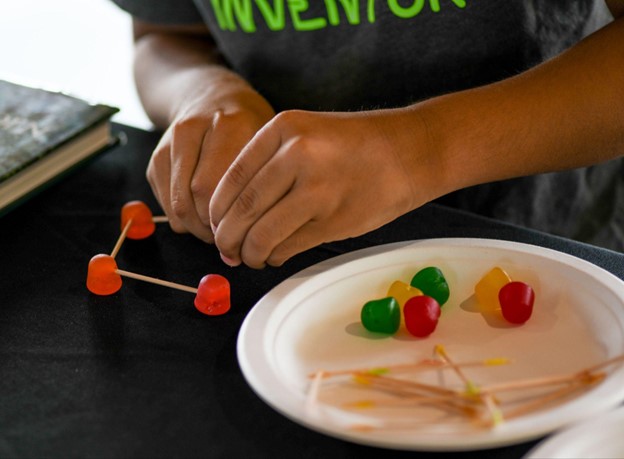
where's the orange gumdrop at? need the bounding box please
[121,200,155,240]
[87,254,122,295]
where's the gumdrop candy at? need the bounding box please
[361,297,400,334]
[87,254,122,295]
[386,280,422,307]
[194,274,231,315]
[121,200,155,240]
[499,281,535,324]
[410,266,450,306]
[474,267,511,312]
[403,295,441,337]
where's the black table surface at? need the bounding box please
[2,123,623,458]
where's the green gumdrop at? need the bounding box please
[360,297,400,334]
[410,266,450,306]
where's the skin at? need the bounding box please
[134,2,624,268]
[134,22,274,242]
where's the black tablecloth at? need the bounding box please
[2,123,623,458]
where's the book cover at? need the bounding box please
[0,79,119,214]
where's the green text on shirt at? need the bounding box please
[210,0,467,32]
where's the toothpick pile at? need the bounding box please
[306,345,624,431]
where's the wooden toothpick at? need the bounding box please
[115,269,197,294]
[111,215,168,259]
[305,346,624,432]
[351,372,476,416]
[503,373,605,421]
[309,357,510,380]
[110,218,133,258]
[434,345,503,426]
[352,372,460,398]
[583,353,624,374]
[480,369,603,394]
[305,370,325,415]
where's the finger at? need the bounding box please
[265,220,334,267]
[190,111,258,229]
[146,140,184,232]
[234,188,319,268]
[209,121,282,229]
[169,121,215,242]
[266,197,406,267]
[213,150,296,266]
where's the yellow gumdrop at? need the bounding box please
[474,267,511,312]
[387,280,422,307]
[387,280,423,327]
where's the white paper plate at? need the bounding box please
[237,238,624,451]
[526,406,624,458]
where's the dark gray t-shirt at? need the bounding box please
[112,0,624,251]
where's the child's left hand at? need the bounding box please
[209,107,443,268]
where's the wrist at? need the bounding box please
[409,88,509,199]
[166,66,274,125]
[388,103,464,208]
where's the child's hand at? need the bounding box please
[209,108,442,268]
[147,88,274,242]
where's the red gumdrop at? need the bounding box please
[404,295,441,338]
[121,200,155,240]
[499,281,535,324]
[87,254,122,295]
[194,274,230,315]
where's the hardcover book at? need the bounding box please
[0,79,119,215]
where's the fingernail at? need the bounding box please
[220,253,240,267]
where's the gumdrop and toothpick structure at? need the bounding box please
[86,201,230,315]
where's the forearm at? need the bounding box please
[416,15,624,197]
[132,22,265,129]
